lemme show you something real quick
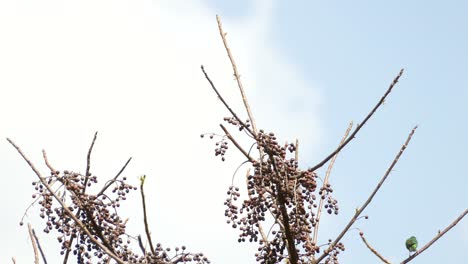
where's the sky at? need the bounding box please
[0,0,466,263]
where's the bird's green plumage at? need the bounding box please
[405,236,418,252]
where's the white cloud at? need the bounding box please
[0,0,321,263]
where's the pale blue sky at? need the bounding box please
[0,1,466,263]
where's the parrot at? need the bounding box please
[405,236,418,256]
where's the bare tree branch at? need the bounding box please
[201,65,254,136]
[42,149,56,173]
[216,15,258,136]
[83,131,98,192]
[97,157,133,197]
[140,175,156,255]
[220,124,255,162]
[400,209,467,264]
[28,223,40,264]
[314,126,417,264]
[312,122,353,246]
[310,69,404,173]
[137,235,147,256]
[359,231,392,264]
[32,228,48,264]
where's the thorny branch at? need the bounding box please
[216,14,258,136]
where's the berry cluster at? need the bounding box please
[211,122,345,263]
[25,167,209,264]
[200,133,229,161]
[319,184,339,215]
[323,242,345,264]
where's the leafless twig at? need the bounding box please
[216,15,258,136]
[97,157,133,197]
[220,124,255,162]
[310,69,404,173]
[32,228,48,264]
[83,131,98,192]
[201,65,254,137]
[312,122,353,245]
[359,231,392,264]
[137,235,147,256]
[42,150,56,173]
[28,223,40,264]
[140,176,156,255]
[314,126,417,264]
[400,209,467,264]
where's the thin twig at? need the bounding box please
[359,231,392,264]
[310,69,404,173]
[42,150,56,173]
[314,126,417,264]
[97,157,133,197]
[83,132,98,193]
[137,235,147,255]
[201,65,254,136]
[400,209,467,264]
[214,14,266,190]
[28,223,40,264]
[216,15,258,136]
[312,122,353,245]
[220,124,255,162]
[6,138,128,264]
[140,176,156,255]
[32,228,48,264]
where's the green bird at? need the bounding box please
[405,236,418,256]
